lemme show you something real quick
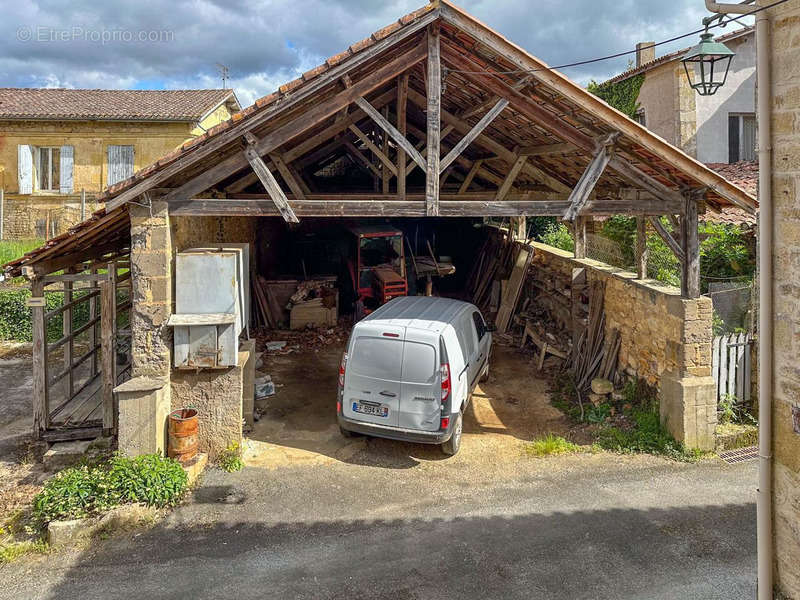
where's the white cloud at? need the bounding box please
[0,0,735,102]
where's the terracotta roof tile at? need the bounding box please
[302,64,329,81]
[0,88,238,121]
[349,37,374,54]
[326,50,351,68]
[373,21,403,41]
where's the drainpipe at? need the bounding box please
[704,2,773,598]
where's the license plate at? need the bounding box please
[352,402,389,417]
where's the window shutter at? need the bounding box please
[17,145,33,194]
[108,145,134,186]
[728,116,740,163]
[741,116,756,162]
[59,145,74,194]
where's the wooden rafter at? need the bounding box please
[396,72,409,200]
[649,216,685,262]
[160,44,426,205]
[440,98,508,173]
[406,87,571,195]
[425,24,442,216]
[343,140,382,179]
[459,159,484,193]
[562,132,619,222]
[519,143,574,156]
[495,154,528,202]
[243,132,299,223]
[348,124,398,176]
[269,152,308,200]
[355,96,425,170]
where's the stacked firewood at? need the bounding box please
[570,281,621,394]
[466,229,515,314]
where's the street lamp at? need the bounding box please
[682,25,736,96]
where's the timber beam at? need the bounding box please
[243,132,299,223]
[158,44,427,205]
[562,132,619,222]
[425,23,442,216]
[649,216,685,262]
[440,98,508,173]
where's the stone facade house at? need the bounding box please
[603,26,756,164]
[0,88,240,239]
[763,0,800,597]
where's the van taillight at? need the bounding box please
[440,363,450,403]
[338,352,348,387]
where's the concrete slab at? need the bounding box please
[43,439,92,472]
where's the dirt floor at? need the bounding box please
[245,339,572,470]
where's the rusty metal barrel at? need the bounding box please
[168,408,198,463]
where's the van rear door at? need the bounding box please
[342,324,404,427]
[397,330,440,431]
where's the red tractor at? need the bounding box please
[347,226,408,313]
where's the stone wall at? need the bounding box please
[1,193,101,240]
[764,0,800,596]
[528,242,715,449]
[170,347,250,461]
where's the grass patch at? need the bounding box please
[218,441,244,472]
[524,434,582,457]
[0,239,44,267]
[0,539,49,563]
[596,410,704,462]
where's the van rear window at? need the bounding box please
[401,342,436,384]
[350,336,402,380]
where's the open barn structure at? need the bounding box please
[4,0,756,451]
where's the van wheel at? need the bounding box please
[442,412,463,456]
[480,363,490,383]
[340,426,357,438]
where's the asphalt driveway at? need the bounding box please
[2,450,756,599]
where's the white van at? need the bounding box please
[337,296,492,455]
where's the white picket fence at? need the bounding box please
[712,332,752,404]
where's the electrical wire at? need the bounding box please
[445,0,789,75]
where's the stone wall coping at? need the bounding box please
[114,376,168,394]
[528,242,683,298]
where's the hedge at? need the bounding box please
[0,288,91,343]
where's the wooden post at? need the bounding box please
[425,24,441,217]
[89,268,99,376]
[80,189,86,222]
[397,73,408,200]
[510,217,527,241]
[100,271,116,434]
[573,217,587,259]
[31,277,48,437]
[0,188,4,240]
[681,195,701,298]
[636,216,649,279]
[381,106,391,194]
[63,274,74,399]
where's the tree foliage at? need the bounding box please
[587,73,645,118]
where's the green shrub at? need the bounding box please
[218,441,244,472]
[32,454,187,524]
[596,410,702,462]
[524,434,581,457]
[0,288,94,342]
[539,222,574,252]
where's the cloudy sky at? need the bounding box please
[2,0,749,107]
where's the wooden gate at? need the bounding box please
[711,332,752,404]
[30,259,132,441]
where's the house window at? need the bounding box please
[634,109,646,127]
[107,145,135,186]
[17,144,73,194]
[728,114,756,163]
[36,147,61,192]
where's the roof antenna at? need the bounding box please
[216,63,230,89]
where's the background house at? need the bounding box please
[0,88,240,239]
[602,26,755,164]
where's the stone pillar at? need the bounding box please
[115,377,170,456]
[129,200,172,378]
[121,200,173,457]
[659,294,717,451]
